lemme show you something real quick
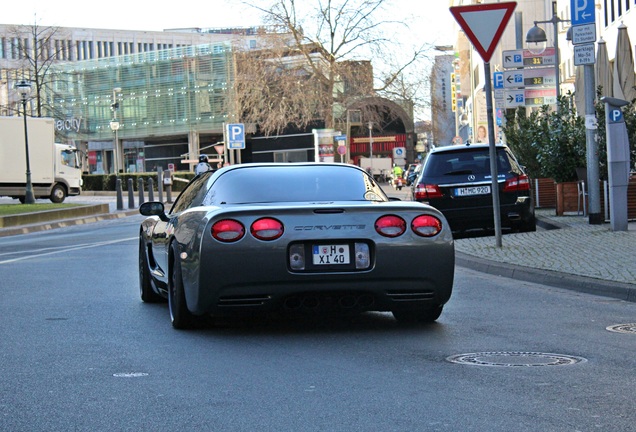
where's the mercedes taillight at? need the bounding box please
[503,174,530,192]
[414,184,443,201]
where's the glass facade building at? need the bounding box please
[47,42,233,173]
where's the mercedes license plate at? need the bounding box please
[313,244,350,265]
[455,185,491,196]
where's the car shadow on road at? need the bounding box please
[196,311,447,335]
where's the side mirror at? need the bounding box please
[139,201,169,222]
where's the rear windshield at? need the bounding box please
[204,165,388,205]
[424,148,512,176]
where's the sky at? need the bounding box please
[2,0,457,47]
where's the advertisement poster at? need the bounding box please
[313,129,341,162]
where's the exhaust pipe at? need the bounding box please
[284,296,302,310]
[302,296,320,309]
[339,295,357,309]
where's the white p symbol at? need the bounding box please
[611,109,623,123]
[574,0,588,21]
[230,126,242,139]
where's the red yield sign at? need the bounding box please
[450,2,517,62]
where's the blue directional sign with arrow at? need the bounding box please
[571,0,595,25]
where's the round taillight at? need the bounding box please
[375,215,406,237]
[211,219,245,242]
[411,215,443,237]
[251,218,284,241]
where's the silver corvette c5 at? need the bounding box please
[138,163,455,329]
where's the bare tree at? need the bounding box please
[5,18,68,118]
[236,0,434,135]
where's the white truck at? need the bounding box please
[359,157,393,182]
[0,116,82,203]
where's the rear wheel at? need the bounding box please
[139,238,163,303]
[168,242,199,329]
[392,305,443,324]
[50,184,66,203]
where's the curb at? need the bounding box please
[0,204,110,228]
[455,251,636,303]
[0,210,139,237]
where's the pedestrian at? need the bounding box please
[195,154,212,175]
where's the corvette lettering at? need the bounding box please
[294,225,365,231]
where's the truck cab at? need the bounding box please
[54,143,83,202]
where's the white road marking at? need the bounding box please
[0,237,137,265]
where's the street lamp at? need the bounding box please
[109,118,120,174]
[110,87,122,174]
[525,0,570,101]
[15,80,35,204]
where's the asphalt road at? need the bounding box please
[1,217,635,431]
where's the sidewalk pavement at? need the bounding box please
[2,187,635,302]
[382,184,636,302]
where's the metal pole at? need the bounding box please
[368,121,373,158]
[515,12,523,49]
[584,64,602,224]
[484,62,503,247]
[114,128,119,174]
[21,98,35,204]
[157,168,164,203]
[552,1,561,101]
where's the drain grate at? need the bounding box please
[446,352,587,367]
[606,323,636,334]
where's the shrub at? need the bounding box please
[503,93,586,182]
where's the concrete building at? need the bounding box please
[1,23,417,174]
[0,24,279,173]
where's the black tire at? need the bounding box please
[392,305,443,324]
[139,238,163,303]
[50,184,66,203]
[168,242,199,329]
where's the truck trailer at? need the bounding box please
[0,116,82,203]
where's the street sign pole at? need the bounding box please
[450,1,517,248]
[584,64,602,224]
[571,0,601,224]
[484,61,503,246]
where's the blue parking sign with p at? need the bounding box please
[226,123,245,149]
[609,109,624,123]
[494,72,504,89]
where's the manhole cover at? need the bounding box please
[446,352,586,367]
[113,372,149,378]
[606,323,636,334]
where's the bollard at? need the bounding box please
[128,178,135,209]
[116,178,124,210]
[157,168,164,203]
[138,178,145,205]
[148,178,155,201]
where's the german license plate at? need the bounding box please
[455,185,491,196]
[312,244,350,265]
